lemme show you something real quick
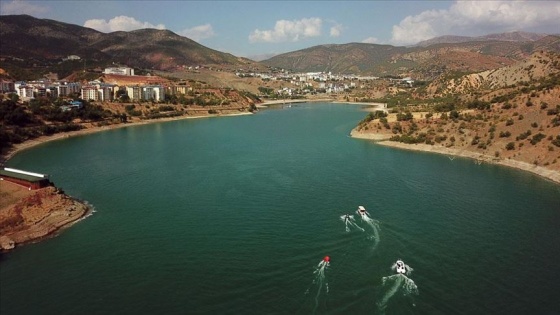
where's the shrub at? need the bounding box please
[506,142,515,150]
[530,133,546,145]
[516,130,532,140]
[396,111,413,121]
[499,131,511,138]
[547,108,559,115]
[552,135,560,147]
[467,100,491,110]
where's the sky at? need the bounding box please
[1,0,559,60]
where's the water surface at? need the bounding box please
[2,103,559,314]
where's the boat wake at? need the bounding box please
[304,257,330,314]
[376,261,418,314]
[340,214,364,232]
[356,209,381,250]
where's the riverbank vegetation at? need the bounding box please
[0,87,258,155]
[354,52,560,171]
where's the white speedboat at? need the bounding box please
[357,206,367,216]
[395,260,406,274]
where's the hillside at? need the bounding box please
[352,52,560,180]
[262,34,560,78]
[427,50,560,94]
[262,43,408,74]
[415,31,549,47]
[0,15,255,79]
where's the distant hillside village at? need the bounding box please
[236,70,414,96]
[0,66,179,103]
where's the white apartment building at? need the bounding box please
[126,86,142,101]
[142,85,164,102]
[54,82,82,97]
[0,79,15,92]
[81,82,116,101]
[81,85,100,101]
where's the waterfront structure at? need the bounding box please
[0,168,51,190]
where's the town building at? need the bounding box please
[0,79,15,93]
[126,86,142,101]
[104,67,135,76]
[142,85,165,102]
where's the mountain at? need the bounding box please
[415,31,549,47]
[262,34,560,78]
[426,50,560,95]
[262,43,409,74]
[0,15,253,77]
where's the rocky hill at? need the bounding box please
[427,50,560,95]
[262,34,560,78]
[352,51,560,180]
[415,31,549,47]
[0,15,255,78]
[262,43,408,74]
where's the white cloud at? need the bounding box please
[249,17,322,43]
[0,0,48,15]
[83,16,165,33]
[330,23,343,37]
[361,37,379,44]
[179,24,215,41]
[391,0,560,45]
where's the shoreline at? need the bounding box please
[1,111,253,165]
[0,111,252,252]
[0,183,93,251]
[258,98,334,107]
[350,129,560,185]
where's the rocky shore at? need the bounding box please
[0,182,91,251]
[350,129,560,185]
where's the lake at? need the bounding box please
[1,103,559,314]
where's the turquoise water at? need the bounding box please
[1,103,559,314]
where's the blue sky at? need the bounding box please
[1,0,559,59]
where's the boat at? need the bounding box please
[357,206,368,216]
[395,260,406,274]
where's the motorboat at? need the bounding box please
[395,260,406,274]
[357,206,368,216]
